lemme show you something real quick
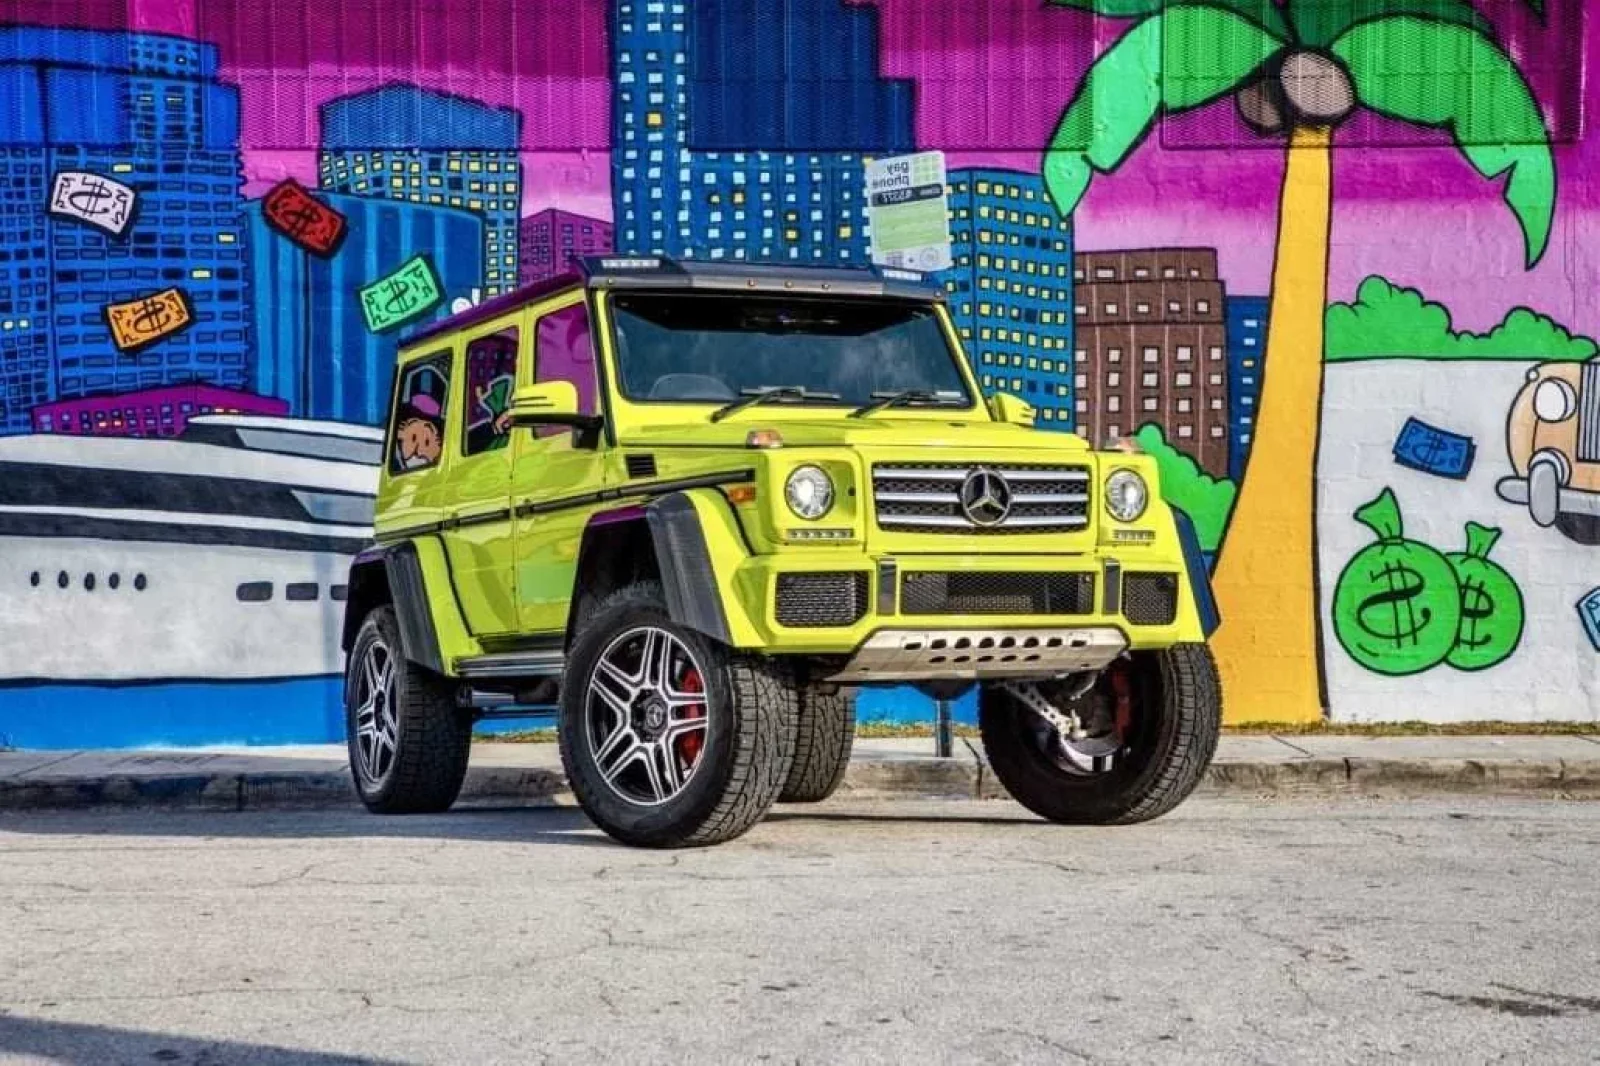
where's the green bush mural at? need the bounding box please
[1332,490,1525,677]
[1325,277,1597,362]
[1134,423,1236,553]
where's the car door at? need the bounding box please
[437,313,526,636]
[511,293,612,635]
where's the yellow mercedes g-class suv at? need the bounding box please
[341,257,1222,848]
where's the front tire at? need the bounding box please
[560,582,797,847]
[979,644,1221,825]
[345,606,471,814]
[779,682,855,803]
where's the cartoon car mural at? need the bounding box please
[1496,360,1600,545]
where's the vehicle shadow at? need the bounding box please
[0,1013,403,1065]
[1,800,1043,847]
[0,803,617,847]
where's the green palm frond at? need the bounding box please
[1288,0,1492,47]
[1047,0,1291,39]
[1042,6,1283,216]
[1332,16,1555,267]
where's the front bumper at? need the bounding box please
[1496,476,1600,518]
[723,549,1202,679]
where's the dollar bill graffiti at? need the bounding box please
[102,287,194,353]
[359,255,444,333]
[1333,489,1526,676]
[49,170,138,238]
[1444,523,1525,671]
[1392,417,1475,480]
[262,177,348,257]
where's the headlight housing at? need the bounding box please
[1105,469,1148,523]
[1533,378,1577,422]
[784,465,835,520]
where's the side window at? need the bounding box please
[534,302,598,438]
[463,327,519,457]
[388,352,451,475]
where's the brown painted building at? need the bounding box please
[1072,248,1230,477]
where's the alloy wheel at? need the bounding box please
[585,626,710,806]
[353,637,399,788]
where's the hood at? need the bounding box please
[615,416,1093,454]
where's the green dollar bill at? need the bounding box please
[359,255,444,333]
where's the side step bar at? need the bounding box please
[456,649,566,680]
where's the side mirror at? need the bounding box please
[509,381,600,431]
[988,392,1035,426]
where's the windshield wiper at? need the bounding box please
[849,389,966,419]
[709,386,842,423]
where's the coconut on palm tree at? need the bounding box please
[1042,0,1555,722]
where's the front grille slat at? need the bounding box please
[901,572,1095,617]
[872,462,1092,535]
[1579,364,1600,464]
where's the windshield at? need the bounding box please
[607,292,975,411]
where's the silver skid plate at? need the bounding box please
[826,627,1127,683]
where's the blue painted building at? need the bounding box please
[1225,295,1269,482]
[612,0,914,266]
[247,193,484,425]
[944,169,1077,430]
[318,85,522,296]
[0,27,251,434]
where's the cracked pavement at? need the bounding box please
[2,797,1599,1064]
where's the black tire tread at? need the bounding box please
[980,643,1221,826]
[779,684,855,803]
[347,607,471,815]
[560,582,797,847]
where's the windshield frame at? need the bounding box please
[597,289,987,421]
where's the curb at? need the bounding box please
[4,756,1599,813]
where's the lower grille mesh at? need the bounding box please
[1123,572,1179,626]
[901,572,1095,617]
[776,572,869,628]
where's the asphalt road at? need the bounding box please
[2,797,1598,1065]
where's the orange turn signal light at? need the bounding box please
[726,484,758,505]
[746,429,785,449]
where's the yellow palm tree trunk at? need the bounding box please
[1209,126,1333,724]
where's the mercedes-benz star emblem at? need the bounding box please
[959,467,1012,527]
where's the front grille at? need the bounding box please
[872,463,1091,534]
[1579,364,1600,463]
[1123,572,1179,626]
[775,572,869,628]
[901,572,1095,616]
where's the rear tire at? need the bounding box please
[345,606,471,814]
[779,683,856,803]
[979,644,1221,825]
[560,582,797,847]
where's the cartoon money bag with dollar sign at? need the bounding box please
[1444,521,1524,671]
[1332,489,1461,676]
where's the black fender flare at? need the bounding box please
[341,540,447,674]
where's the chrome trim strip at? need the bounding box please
[877,513,1089,529]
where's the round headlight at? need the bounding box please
[1533,378,1577,423]
[1105,469,1148,523]
[784,465,835,520]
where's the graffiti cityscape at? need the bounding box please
[0,0,1595,745]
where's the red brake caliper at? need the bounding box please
[1109,662,1135,741]
[677,668,706,767]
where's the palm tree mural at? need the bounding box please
[1043,0,1556,722]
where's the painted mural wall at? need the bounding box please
[0,0,1594,746]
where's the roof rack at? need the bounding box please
[404,255,944,347]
